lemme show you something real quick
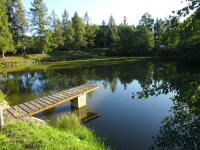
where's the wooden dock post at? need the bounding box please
[71,92,87,108]
[0,106,4,128]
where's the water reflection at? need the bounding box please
[1,60,153,106]
[0,60,200,149]
[150,103,200,150]
[35,102,100,124]
[133,61,200,150]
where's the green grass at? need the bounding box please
[0,114,106,150]
[0,56,150,73]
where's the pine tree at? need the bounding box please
[30,0,48,53]
[72,12,86,49]
[84,12,95,48]
[101,20,107,48]
[95,20,108,48]
[85,25,96,48]
[50,10,57,31]
[50,11,64,50]
[62,9,69,29]
[123,16,128,25]
[154,18,163,47]
[107,15,119,48]
[30,0,47,35]
[63,21,75,49]
[0,0,14,58]
[84,11,90,25]
[108,15,115,26]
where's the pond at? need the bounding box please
[1,59,200,150]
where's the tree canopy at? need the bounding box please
[0,0,199,60]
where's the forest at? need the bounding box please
[0,0,199,60]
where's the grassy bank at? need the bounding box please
[0,55,150,73]
[0,114,106,150]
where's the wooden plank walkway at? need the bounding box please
[3,84,98,119]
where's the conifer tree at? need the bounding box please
[84,11,90,25]
[107,15,119,48]
[72,12,86,49]
[30,0,49,53]
[63,21,75,49]
[62,9,69,29]
[50,11,64,50]
[0,0,14,58]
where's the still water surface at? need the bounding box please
[1,59,200,150]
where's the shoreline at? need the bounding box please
[0,56,150,73]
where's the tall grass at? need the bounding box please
[0,113,107,150]
[52,113,106,150]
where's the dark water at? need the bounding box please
[1,59,200,150]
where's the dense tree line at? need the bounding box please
[0,0,199,59]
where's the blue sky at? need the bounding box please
[23,0,187,25]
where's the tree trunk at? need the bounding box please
[23,47,26,57]
[2,51,5,59]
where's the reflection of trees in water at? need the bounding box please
[1,60,153,105]
[151,103,200,150]
[134,63,200,114]
[132,62,200,150]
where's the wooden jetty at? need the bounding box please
[3,84,99,120]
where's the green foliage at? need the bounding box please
[72,12,87,49]
[30,0,47,35]
[63,21,75,49]
[61,9,69,29]
[43,30,53,53]
[30,0,49,53]
[107,15,120,49]
[139,12,154,31]
[118,25,135,55]
[0,0,15,57]
[122,27,154,56]
[84,11,90,25]
[50,11,64,50]
[154,1,200,60]
[85,25,97,48]
[5,0,28,49]
[191,86,200,103]
[95,22,108,48]
[177,0,200,17]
